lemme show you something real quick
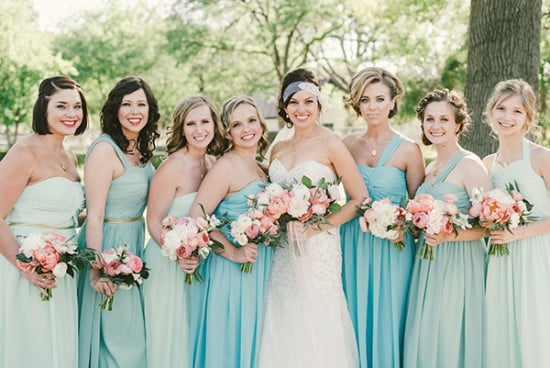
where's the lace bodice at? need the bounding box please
[269,159,336,186]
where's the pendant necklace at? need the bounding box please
[370,149,377,157]
[59,162,67,172]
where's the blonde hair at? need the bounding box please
[347,67,404,118]
[221,95,269,156]
[485,79,537,134]
[166,95,226,156]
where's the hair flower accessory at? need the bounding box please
[283,81,329,109]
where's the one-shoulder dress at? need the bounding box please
[340,135,415,368]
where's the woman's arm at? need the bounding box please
[83,142,120,297]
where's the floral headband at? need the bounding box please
[282,81,329,108]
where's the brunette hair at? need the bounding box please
[416,88,471,146]
[101,76,160,164]
[32,76,88,135]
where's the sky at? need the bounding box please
[32,0,103,31]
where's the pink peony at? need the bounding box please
[105,261,122,276]
[127,255,143,273]
[412,212,429,229]
[245,223,260,240]
[33,245,60,272]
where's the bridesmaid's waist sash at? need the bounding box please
[103,215,143,224]
[7,222,74,230]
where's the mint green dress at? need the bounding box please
[403,151,486,368]
[485,139,550,367]
[143,193,196,368]
[0,177,84,368]
[78,135,154,368]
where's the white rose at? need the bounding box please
[52,262,67,278]
[198,247,211,259]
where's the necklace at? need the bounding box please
[59,162,67,172]
[371,149,377,157]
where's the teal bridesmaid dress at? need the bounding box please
[143,193,196,368]
[0,177,84,368]
[403,151,486,368]
[340,135,415,368]
[78,134,154,368]
[191,182,273,368]
[485,139,550,367]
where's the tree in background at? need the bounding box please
[464,0,543,157]
[0,0,75,148]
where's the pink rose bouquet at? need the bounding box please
[279,175,342,228]
[160,210,224,284]
[16,231,96,301]
[93,245,150,311]
[406,193,471,260]
[468,182,536,256]
[357,197,408,251]
[230,208,282,273]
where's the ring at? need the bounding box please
[41,278,46,282]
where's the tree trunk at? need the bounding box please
[463,0,542,158]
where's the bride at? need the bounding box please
[257,68,368,367]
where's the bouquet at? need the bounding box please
[406,193,471,260]
[93,245,149,311]
[16,231,96,301]
[160,209,224,284]
[230,208,282,273]
[357,197,408,251]
[468,182,536,256]
[279,175,342,228]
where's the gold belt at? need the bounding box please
[7,222,74,230]
[104,215,143,224]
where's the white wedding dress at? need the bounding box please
[257,159,359,368]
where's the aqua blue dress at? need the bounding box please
[484,139,550,367]
[340,135,415,368]
[403,150,486,368]
[78,135,154,368]
[0,178,84,368]
[191,182,273,368]
[143,193,196,368]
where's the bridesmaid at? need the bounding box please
[143,95,226,367]
[340,67,424,368]
[403,89,491,368]
[189,95,272,368]
[78,77,160,368]
[483,79,550,367]
[0,76,88,367]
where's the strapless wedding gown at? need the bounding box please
[257,159,359,368]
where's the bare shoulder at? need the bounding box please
[342,133,360,150]
[269,140,291,162]
[531,141,550,161]
[397,136,422,156]
[482,153,496,168]
[87,140,117,161]
[457,151,488,175]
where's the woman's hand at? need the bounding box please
[233,243,258,264]
[490,227,522,244]
[424,231,453,247]
[22,270,57,297]
[90,268,117,297]
[177,256,199,274]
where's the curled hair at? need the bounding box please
[347,67,404,118]
[485,79,537,134]
[101,77,160,164]
[277,68,321,127]
[32,76,88,135]
[166,95,226,156]
[416,89,471,146]
[221,95,269,157]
